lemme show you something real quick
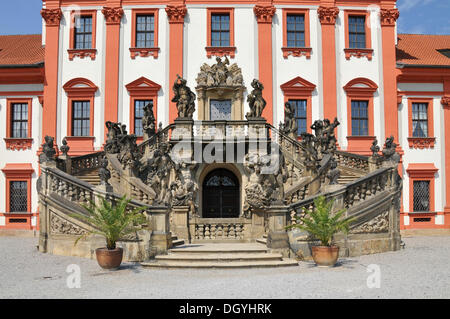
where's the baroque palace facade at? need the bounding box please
[0,0,449,239]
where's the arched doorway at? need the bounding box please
[202,168,240,218]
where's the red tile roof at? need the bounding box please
[0,34,44,67]
[397,34,450,67]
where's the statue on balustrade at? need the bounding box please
[60,137,70,157]
[172,74,196,119]
[117,134,140,170]
[326,157,340,185]
[142,102,156,140]
[146,142,174,204]
[382,136,400,165]
[39,135,56,163]
[98,156,111,186]
[279,102,298,139]
[246,79,266,119]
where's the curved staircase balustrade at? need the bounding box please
[137,124,175,156]
[289,165,398,226]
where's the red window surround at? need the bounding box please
[280,76,316,136]
[404,163,439,229]
[1,163,35,230]
[206,8,236,59]
[125,77,161,143]
[344,77,378,155]
[344,10,373,61]
[63,78,98,155]
[282,9,311,59]
[407,97,435,149]
[130,8,159,59]
[5,98,33,151]
[68,10,97,61]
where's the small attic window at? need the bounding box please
[437,49,450,58]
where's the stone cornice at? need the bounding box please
[102,6,124,25]
[253,5,276,24]
[165,5,187,24]
[317,6,340,25]
[41,8,63,26]
[379,8,399,26]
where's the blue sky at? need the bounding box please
[0,0,448,35]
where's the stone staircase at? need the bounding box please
[337,172,360,185]
[141,243,299,269]
[74,168,101,186]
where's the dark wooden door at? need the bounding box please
[203,169,239,218]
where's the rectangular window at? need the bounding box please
[412,102,428,137]
[348,16,366,49]
[9,181,28,212]
[289,99,307,135]
[74,16,92,49]
[413,181,430,212]
[351,100,369,136]
[286,14,305,47]
[211,14,230,47]
[136,15,155,48]
[72,101,90,137]
[11,103,28,138]
[134,100,152,136]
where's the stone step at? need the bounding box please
[172,239,185,247]
[256,238,267,245]
[141,258,299,269]
[169,244,269,255]
[155,252,283,262]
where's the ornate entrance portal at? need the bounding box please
[202,169,240,218]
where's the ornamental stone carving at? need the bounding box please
[351,211,389,234]
[50,213,87,236]
[172,75,196,119]
[317,6,340,25]
[379,8,399,26]
[39,136,57,164]
[381,135,400,166]
[246,79,266,119]
[99,157,111,186]
[196,56,244,88]
[326,158,340,185]
[142,102,156,140]
[253,5,276,23]
[165,5,187,23]
[279,102,298,139]
[102,7,124,24]
[60,137,70,156]
[41,8,63,26]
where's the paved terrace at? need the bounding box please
[0,235,449,298]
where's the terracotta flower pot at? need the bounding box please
[95,247,123,270]
[311,245,339,267]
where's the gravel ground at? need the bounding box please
[0,235,449,299]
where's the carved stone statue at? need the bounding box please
[382,136,400,165]
[142,102,156,139]
[279,102,298,139]
[39,135,56,163]
[326,157,340,185]
[60,137,70,156]
[146,142,175,204]
[196,56,244,88]
[172,74,196,119]
[98,157,111,186]
[246,79,266,119]
[370,138,380,157]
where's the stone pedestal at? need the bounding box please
[148,207,171,255]
[265,205,290,257]
[171,206,190,241]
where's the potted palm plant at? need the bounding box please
[72,195,146,270]
[287,195,355,267]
